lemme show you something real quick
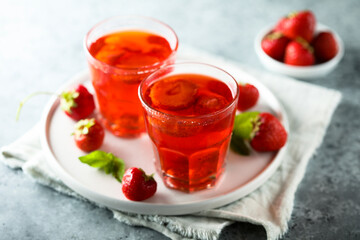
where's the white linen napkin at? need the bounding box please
[0,47,341,240]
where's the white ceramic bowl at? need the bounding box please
[255,23,344,79]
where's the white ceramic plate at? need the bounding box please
[40,65,289,215]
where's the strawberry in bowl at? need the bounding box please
[255,10,344,79]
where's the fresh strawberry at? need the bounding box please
[261,32,290,61]
[231,112,287,154]
[16,84,95,122]
[312,31,338,63]
[274,17,287,32]
[73,118,105,152]
[237,83,259,111]
[284,39,315,66]
[122,167,157,201]
[275,10,316,42]
[61,84,95,120]
[250,113,287,152]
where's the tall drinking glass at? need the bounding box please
[139,63,239,192]
[85,16,178,137]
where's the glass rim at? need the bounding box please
[84,15,179,72]
[138,62,240,120]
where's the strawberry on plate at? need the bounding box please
[275,10,316,43]
[250,112,288,152]
[231,112,287,155]
[122,167,157,201]
[284,39,315,66]
[261,32,290,61]
[16,84,95,122]
[312,31,338,63]
[73,118,105,152]
[61,84,95,121]
[237,83,259,111]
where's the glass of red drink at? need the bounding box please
[84,16,178,137]
[139,63,239,192]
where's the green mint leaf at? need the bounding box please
[112,155,126,183]
[79,150,113,168]
[230,133,251,156]
[78,150,126,183]
[233,112,260,140]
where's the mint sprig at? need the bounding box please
[79,150,125,182]
[231,112,260,155]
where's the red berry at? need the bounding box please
[261,32,290,61]
[122,167,157,201]
[250,113,287,152]
[237,83,259,111]
[275,10,316,42]
[312,31,338,63]
[61,84,95,120]
[74,118,105,152]
[284,39,315,66]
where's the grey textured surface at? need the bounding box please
[1,0,359,239]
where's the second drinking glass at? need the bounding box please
[84,16,178,137]
[139,63,239,192]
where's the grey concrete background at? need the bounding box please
[1,0,359,239]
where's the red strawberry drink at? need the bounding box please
[85,16,178,138]
[139,63,239,192]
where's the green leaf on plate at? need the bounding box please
[79,150,125,183]
[233,111,260,140]
[231,112,260,155]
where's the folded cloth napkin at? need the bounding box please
[0,47,341,240]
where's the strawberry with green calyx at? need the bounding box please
[16,84,95,121]
[73,118,105,152]
[231,112,287,155]
[79,150,125,182]
[122,167,157,201]
[61,84,95,120]
[261,31,290,61]
[284,38,315,66]
[275,10,316,42]
[237,83,260,111]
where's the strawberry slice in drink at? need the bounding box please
[158,148,189,181]
[207,80,233,102]
[194,91,228,115]
[189,148,219,183]
[149,78,198,110]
